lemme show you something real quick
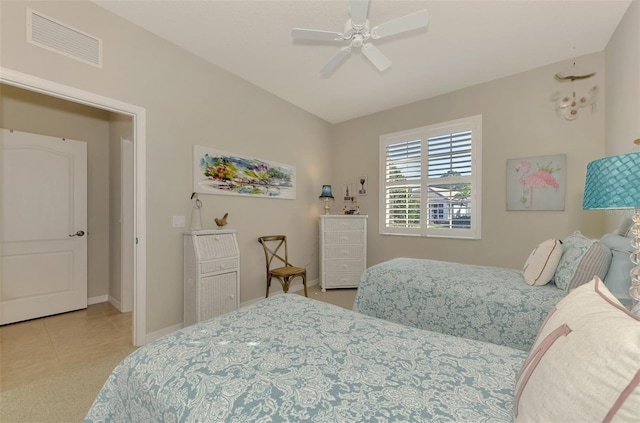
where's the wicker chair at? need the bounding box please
[258,235,308,298]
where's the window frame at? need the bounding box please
[379,115,482,240]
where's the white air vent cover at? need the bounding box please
[27,8,102,68]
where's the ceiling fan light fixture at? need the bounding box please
[291,0,428,75]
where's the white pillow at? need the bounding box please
[514,277,640,422]
[522,239,563,286]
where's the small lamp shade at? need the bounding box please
[583,152,640,210]
[319,185,334,215]
[319,185,334,199]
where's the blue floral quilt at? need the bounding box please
[353,258,567,351]
[85,295,526,422]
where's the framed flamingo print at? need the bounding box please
[506,154,566,211]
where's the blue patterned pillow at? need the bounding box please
[553,231,611,291]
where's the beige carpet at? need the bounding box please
[0,347,136,423]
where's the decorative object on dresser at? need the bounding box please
[583,151,640,302]
[258,235,307,298]
[214,212,228,229]
[190,192,202,230]
[318,185,334,214]
[343,196,360,215]
[319,215,367,292]
[183,229,240,326]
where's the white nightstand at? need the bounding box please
[183,229,240,326]
[319,215,367,291]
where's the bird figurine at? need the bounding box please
[214,212,228,229]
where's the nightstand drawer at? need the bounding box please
[323,245,365,259]
[324,259,365,273]
[195,233,238,260]
[323,218,365,231]
[324,273,361,288]
[200,258,239,275]
[324,231,365,245]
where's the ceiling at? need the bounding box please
[92,0,631,124]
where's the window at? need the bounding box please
[379,115,482,239]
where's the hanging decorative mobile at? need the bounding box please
[550,57,598,121]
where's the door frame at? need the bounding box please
[121,137,134,313]
[0,67,147,346]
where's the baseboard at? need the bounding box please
[145,322,184,343]
[87,295,108,305]
[239,278,319,309]
[106,295,122,311]
[143,278,319,344]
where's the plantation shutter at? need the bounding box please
[383,138,421,232]
[379,115,481,239]
[426,130,473,229]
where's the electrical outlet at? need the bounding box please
[172,215,186,228]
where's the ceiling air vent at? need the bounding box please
[27,8,102,68]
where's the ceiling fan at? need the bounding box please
[291,0,429,75]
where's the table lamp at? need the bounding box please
[319,185,334,214]
[583,151,640,302]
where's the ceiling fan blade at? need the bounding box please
[320,46,352,75]
[362,43,391,72]
[291,28,344,41]
[370,9,429,39]
[350,0,369,27]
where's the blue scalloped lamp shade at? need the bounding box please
[583,152,640,210]
[319,185,334,199]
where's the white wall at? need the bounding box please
[332,52,606,270]
[604,0,640,231]
[0,0,333,334]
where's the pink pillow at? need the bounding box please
[514,277,640,422]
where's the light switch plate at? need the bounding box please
[172,215,186,228]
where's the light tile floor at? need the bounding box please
[0,302,132,392]
[0,285,356,392]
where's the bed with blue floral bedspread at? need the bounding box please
[353,258,568,351]
[85,294,526,422]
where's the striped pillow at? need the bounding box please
[554,231,611,291]
[514,277,640,422]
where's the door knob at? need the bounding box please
[69,230,85,237]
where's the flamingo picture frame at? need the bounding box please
[506,154,566,211]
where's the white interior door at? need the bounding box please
[1,128,88,325]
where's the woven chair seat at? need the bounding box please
[258,235,308,298]
[271,266,306,278]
